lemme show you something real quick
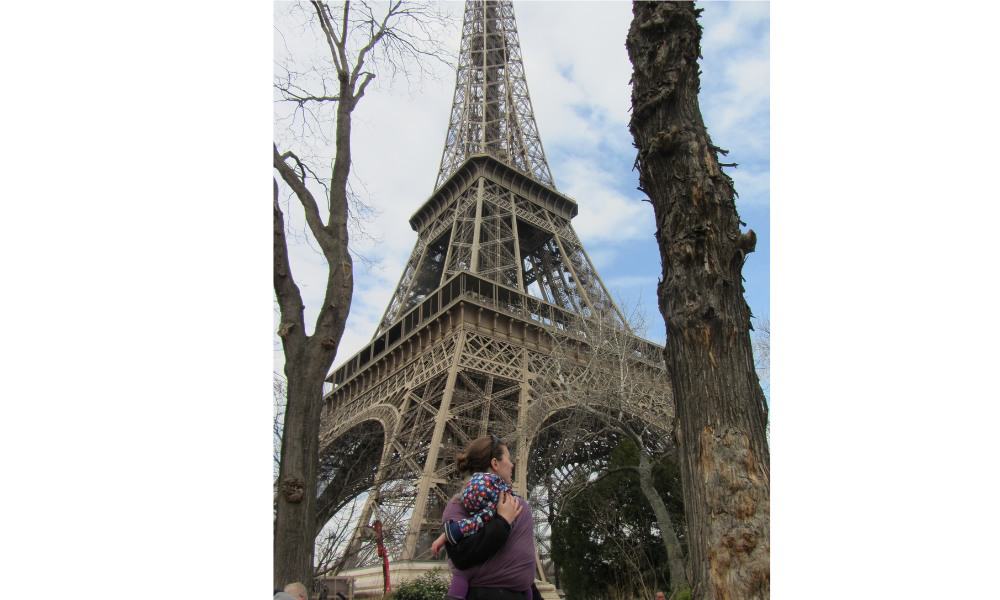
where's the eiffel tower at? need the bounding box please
[317,0,672,591]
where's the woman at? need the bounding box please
[441,434,540,600]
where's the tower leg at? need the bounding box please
[514,348,546,583]
[401,330,466,559]
[513,349,531,497]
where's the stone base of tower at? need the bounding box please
[338,561,562,599]
[532,581,561,600]
[339,561,443,598]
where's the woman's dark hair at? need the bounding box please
[455,434,508,475]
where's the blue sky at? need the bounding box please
[273,1,770,372]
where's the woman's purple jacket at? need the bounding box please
[443,495,536,598]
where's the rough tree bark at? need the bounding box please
[627,3,770,599]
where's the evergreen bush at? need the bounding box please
[390,570,449,600]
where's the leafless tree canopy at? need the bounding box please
[274,1,453,190]
[274,1,454,263]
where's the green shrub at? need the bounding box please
[390,570,449,600]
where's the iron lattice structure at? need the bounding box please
[436,0,553,190]
[317,0,674,581]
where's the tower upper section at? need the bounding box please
[435,0,555,190]
[369,0,625,339]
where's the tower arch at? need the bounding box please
[315,405,397,532]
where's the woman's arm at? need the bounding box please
[445,491,523,569]
[444,513,511,569]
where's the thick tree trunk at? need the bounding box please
[627,3,770,599]
[637,451,689,597]
[273,363,327,589]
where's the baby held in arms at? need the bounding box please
[431,470,518,556]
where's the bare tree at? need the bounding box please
[532,309,690,598]
[272,1,451,589]
[627,3,770,598]
[313,496,363,580]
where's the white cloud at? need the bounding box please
[559,157,650,244]
[730,165,771,207]
[699,4,770,194]
[582,247,621,273]
[730,55,771,100]
[516,2,633,151]
[702,1,770,52]
[712,55,769,138]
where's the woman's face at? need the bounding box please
[490,445,515,484]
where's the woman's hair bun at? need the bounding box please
[455,450,470,474]
[454,435,503,475]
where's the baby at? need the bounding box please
[431,470,517,555]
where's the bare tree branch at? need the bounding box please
[273,177,307,350]
[350,1,394,85]
[274,145,330,244]
[311,0,346,74]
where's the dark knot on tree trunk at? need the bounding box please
[281,477,306,503]
[738,229,757,254]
